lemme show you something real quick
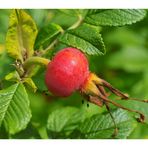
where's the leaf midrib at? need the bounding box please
[16,10,25,61]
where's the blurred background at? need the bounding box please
[0,9,148,139]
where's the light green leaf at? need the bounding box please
[0,83,31,134]
[85,9,147,26]
[47,107,84,133]
[35,23,63,50]
[6,9,38,62]
[59,23,105,55]
[78,109,136,139]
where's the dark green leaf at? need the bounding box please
[85,9,147,26]
[6,9,38,62]
[59,23,105,55]
[35,23,63,50]
[0,83,31,134]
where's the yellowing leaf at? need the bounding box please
[6,9,38,62]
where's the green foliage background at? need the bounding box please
[0,9,148,139]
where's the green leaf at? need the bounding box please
[59,23,105,55]
[6,9,38,62]
[35,23,63,50]
[0,83,31,134]
[85,9,147,26]
[47,107,84,133]
[78,109,136,139]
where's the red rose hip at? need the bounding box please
[45,47,89,97]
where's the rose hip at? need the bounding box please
[45,47,89,97]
